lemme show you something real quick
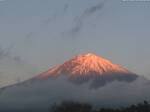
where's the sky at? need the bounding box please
[0,0,150,86]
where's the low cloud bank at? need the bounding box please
[0,75,150,111]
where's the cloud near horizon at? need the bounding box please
[0,44,39,88]
[0,75,150,111]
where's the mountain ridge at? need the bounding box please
[38,53,134,78]
[36,53,137,88]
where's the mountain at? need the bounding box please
[37,53,138,88]
[0,53,150,112]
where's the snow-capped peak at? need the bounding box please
[38,53,131,79]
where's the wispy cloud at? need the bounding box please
[0,45,12,60]
[65,1,106,38]
[0,45,22,63]
[25,14,57,40]
[63,3,69,13]
[0,44,38,88]
[0,72,3,79]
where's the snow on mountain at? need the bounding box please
[37,53,137,88]
[38,53,129,78]
[0,53,149,112]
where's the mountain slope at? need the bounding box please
[0,53,149,112]
[37,53,138,88]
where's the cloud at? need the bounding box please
[0,72,3,79]
[25,14,57,40]
[0,45,23,63]
[63,3,69,13]
[0,46,12,60]
[0,44,38,88]
[64,1,106,38]
[25,32,34,40]
[0,75,150,111]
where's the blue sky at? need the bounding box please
[0,0,150,86]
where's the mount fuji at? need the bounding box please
[0,53,149,112]
[36,53,138,88]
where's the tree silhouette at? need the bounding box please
[50,101,92,112]
[50,100,150,112]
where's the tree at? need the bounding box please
[50,101,150,112]
[50,101,92,112]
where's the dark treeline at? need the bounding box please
[50,101,150,112]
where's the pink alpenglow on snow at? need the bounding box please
[37,53,137,88]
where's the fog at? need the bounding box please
[0,75,150,112]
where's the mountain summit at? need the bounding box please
[38,53,132,78]
[37,53,137,88]
[0,53,149,111]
